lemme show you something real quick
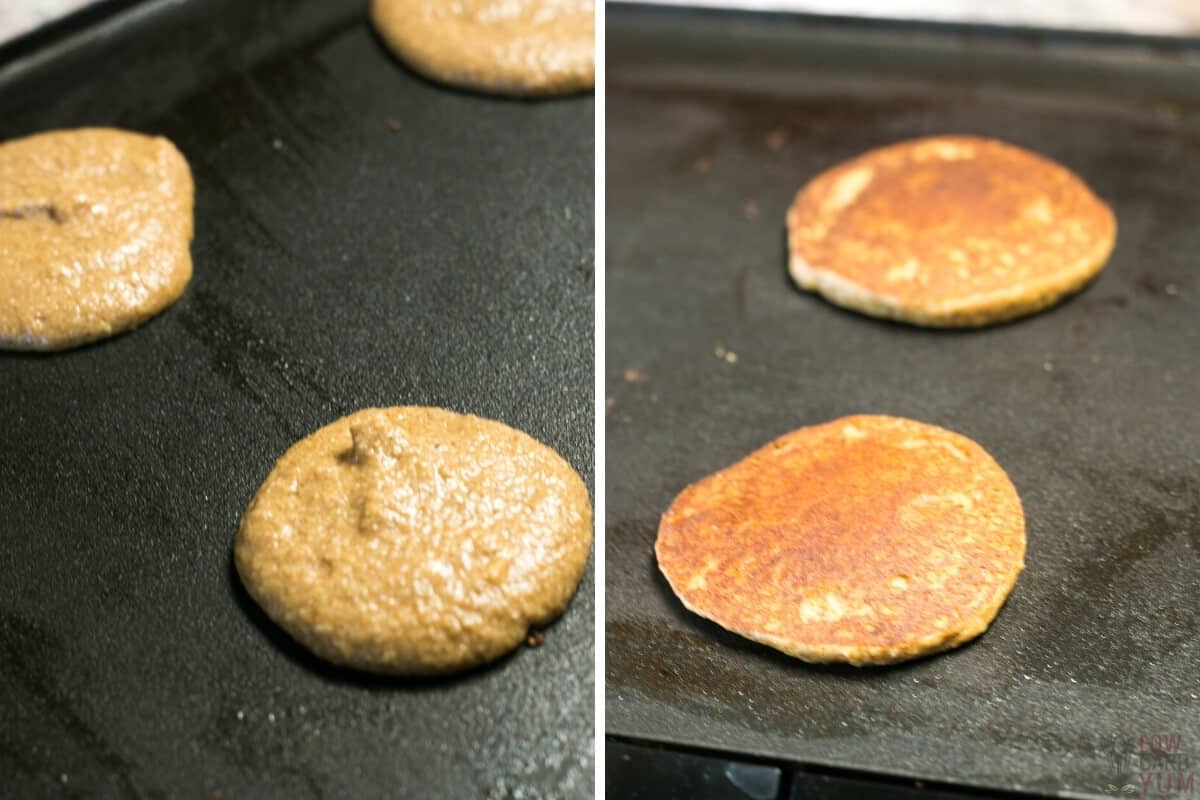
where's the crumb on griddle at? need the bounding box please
[623,368,647,383]
[387,119,401,132]
[526,631,546,647]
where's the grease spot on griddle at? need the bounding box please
[625,85,943,176]
[0,611,138,793]
[1136,271,1186,298]
[1079,294,1130,311]
[1015,466,1200,686]
[177,290,333,439]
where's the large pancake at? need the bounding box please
[786,135,1116,327]
[236,407,593,676]
[655,415,1025,666]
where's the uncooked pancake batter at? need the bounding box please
[787,135,1116,327]
[369,0,594,96]
[235,407,593,676]
[0,128,194,350]
[656,415,1026,666]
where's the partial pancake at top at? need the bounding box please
[0,128,194,350]
[656,415,1025,666]
[370,0,594,96]
[787,136,1116,327]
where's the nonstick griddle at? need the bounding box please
[0,1,594,797]
[606,6,1200,798]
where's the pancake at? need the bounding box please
[0,128,194,351]
[655,415,1025,666]
[786,135,1116,327]
[235,407,593,676]
[369,0,594,96]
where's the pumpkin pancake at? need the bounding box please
[236,407,593,676]
[369,0,594,96]
[786,135,1115,327]
[0,128,194,350]
[655,415,1025,666]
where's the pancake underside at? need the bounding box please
[788,233,1114,328]
[665,562,1021,666]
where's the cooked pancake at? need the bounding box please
[369,0,594,96]
[786,135,1116,327]
[0,128,194,350]
[656,415,1025,666]
[235,407,593,676]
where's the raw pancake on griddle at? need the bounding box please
[786,135,1116,327]
[0,128,194,351]
[369,0,594,96]
[235,407,593,676]
[656,415,1025,666]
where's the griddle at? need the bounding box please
[0,1,594,797]
[605,6,1200,798]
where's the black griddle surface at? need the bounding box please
[605,7,1200,799]
[0,1,594,797]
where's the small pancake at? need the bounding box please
[0,128,194,350]
[656,415,1025,666]
[369,0,594,96]
[235,407,592,676]
[786,135,1116,327]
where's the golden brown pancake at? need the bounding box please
[786,135,1116,327]
[0,128,194,351]
[656,415,1025,666]
[235,407,592,676]
[369,0,594,96]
